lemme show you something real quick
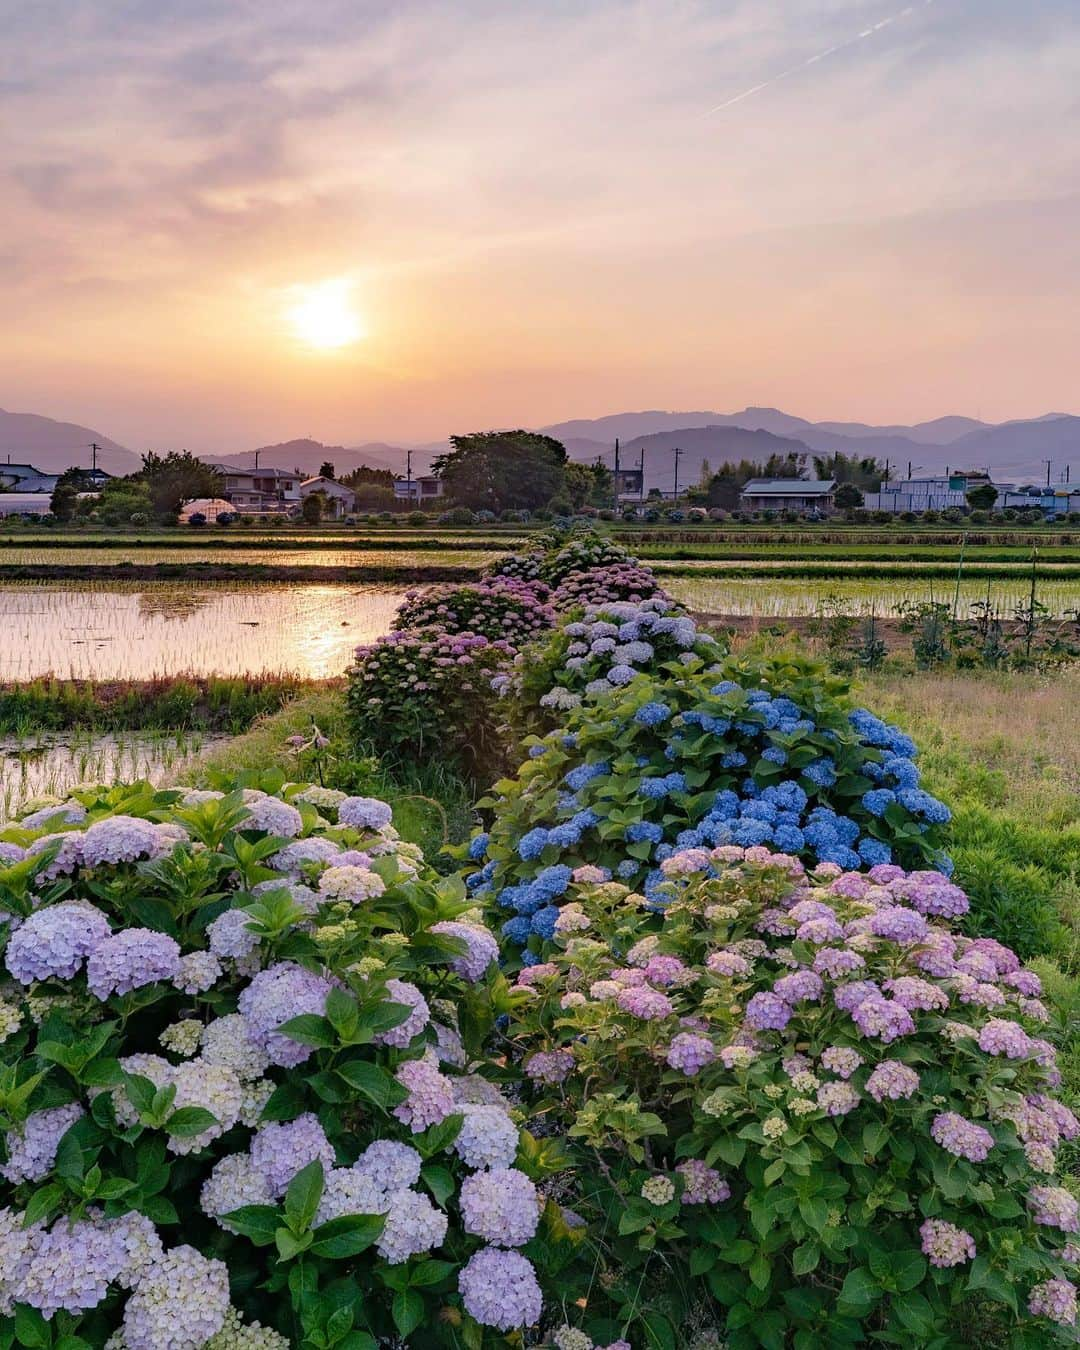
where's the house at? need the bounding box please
[215,465,301,513]
[392,475,445,504]
[739,479,836,512]
[179,497,238,523]
[299,476,357,519]
[0,461,57,493]
[0,492,55,516]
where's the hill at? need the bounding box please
[583,425,814,495]
[0,408,138,476]
[203,439,438,479]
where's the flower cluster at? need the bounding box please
[0,779,543,1345]
[395,576,555,646]
[502,851,1077,1344]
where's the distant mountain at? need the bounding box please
[204,439,438,479]
[0,408,138,476]
[585,426,813,495]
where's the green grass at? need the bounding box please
[184,688,476,861]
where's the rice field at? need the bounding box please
[0,581,409,680]
[666,574,1080,618]
[0,727,223,822]
[0,546,500,570]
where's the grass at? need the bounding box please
[184,688,477,862]
[0,674,320,735]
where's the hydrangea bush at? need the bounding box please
[0,782,577,1347]
[395,578,555,647]
[503,852,1079,1347]
[538,533,633,587]
[346,628,515,776]
[498,599,725,741]
[550,564,668,612]
[471,655,953,955]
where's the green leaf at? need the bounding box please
[13,1305,48,1348]
[409,1258,456,1288]
[165,1106,218,1139]
[892,1249,928,1293]
[221,1204,280,1245]
[325,987,359,1040]
[23,1182,64,1227]
[792,1243,820,1276]
[336,1059,407,1111]
[837,1266,881,1313]
[420,1165,455,1207]
[392,1289,425,1338]
[275,1227,312,1262]
[277,1014,335,1048]
[309,1214,385,1259]
[284,1160,325,1234]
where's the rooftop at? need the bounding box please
[741,478,836,495]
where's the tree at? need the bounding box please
[301,492,324,524]
[834,483,865,510]
[50,481,79,521]
[966,482,998,510]
[564,461,614,509]
[812,452,884,492]
[139,452,222,518]
[318,461,335,480]
[432,431,568,511]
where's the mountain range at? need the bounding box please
[1,405,1075,493]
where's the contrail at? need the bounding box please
[705,0,934,115]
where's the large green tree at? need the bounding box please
[966,482,998,510]
[140,451,222,517]
[432,430,568,511]
[812,451,884,491]
[563,461,613,509]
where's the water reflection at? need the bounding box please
[0,582,408,680]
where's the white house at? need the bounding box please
[299,476,357,519]
[0,462,58,493]
[392,475,445,504]
[739,479,837,512]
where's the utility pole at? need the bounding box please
[406,449,413,504]
[639,447,646,503]
[1044,459,1052,487]
[673,446,683,502]
[254,450,260,471]
[613,437,620,511]
[883,458,890,484]
[89,442,100,473]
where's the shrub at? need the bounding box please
[500,599,725,741]
[502,853,1079,1347]
[0,782,571,1346]
[483,551,545,585]
[470,657,953,945]
[551,563,667,610]
[687,508,708,523]
[540,534,632,586]
[439,507,477,527]
[347,630,514,777]
[395,579,555,647]
[188,513,206,527]
[475,509,496,523]
[408,510,427,525]
[129,512,149,526]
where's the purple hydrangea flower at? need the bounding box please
[977,1018,1032,1060]
[676,1159,730,1205]
[5,901,110,984]
[523,1049,575,1084]
[392,1059,456,1133]
[2,1103,84,1183]
[338,796,393,830]
[1028,1186,1080,1233]
[250,1114,336,1198]
[458,1247,542,1332]
[920,1218,975,1268]
[666,1032,715,1077]
[459,1167,541,1247]
[850,997,915,1044]
[120,1244,230,1349]
[238,961,332,1067]
[375,979,430,1049]
[430,921,498,982]
[773,970,823,1004]
[86,929,181,1000]
[817,1082,860,1116]
[865,1060,920,1103]
[744,992,793,1032]
[931,1111,995,1162]
[616,986,674,1020]
[1028,1278,1077,1326]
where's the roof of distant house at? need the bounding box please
[0,462,46,475]
[741,478,836,495]
[214,464,298,479]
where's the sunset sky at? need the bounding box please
[3,0,1078,452]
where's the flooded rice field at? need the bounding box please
[0,582,409,680]
[0,728,224,822]
[667,575,1080,617]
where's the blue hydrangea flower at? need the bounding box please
[762,747,787,765]
[518,828,549,861]
[858,838,893,866]
[773,825,806,852]
[882,755,920,789]
[862,788,896,817]
[467,833,490,861]
[530,907,560,939]
[565,762,609,791]
[532,864,573,899]
[626,821,664,844]
[803,758,837,788]
[501,916,531,944]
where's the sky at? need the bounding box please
[2,0,1079,452]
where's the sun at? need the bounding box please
[286,279,364,350]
